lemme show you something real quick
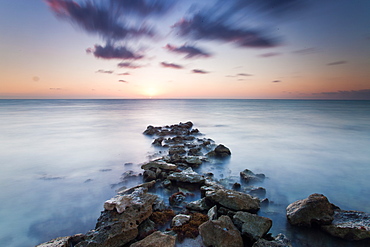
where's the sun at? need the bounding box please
[143,87,158,99]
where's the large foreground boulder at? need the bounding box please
[130,231,176,247]
[233,211,272,242]
[286,193,335,226]
[199,215,243,247]
[321,210,370,241]
[206,189,260,213]
[76,188,158,247]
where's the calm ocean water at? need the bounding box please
[1,99,370,247]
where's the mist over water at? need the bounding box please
[1,99,370,246]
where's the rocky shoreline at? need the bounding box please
[37,122,370,247]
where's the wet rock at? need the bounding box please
[143,125,160,135]
[143,170,156,182]
[250,187,267,198]
[252,233,292,247]
[137,218,156,240]
[169,192,186,206]
[232,182,241,190]
[130,231,176,247]
[117,180,156,195]
[206,189,260,213]
[188,147,202,156]
[207,205,218,220]
[184,156,202,167]
[321,210,370,240]
[233,211,272,242]
[153,198,167,212]
[199,215,243,247]
[207,144,231,158]
[76,188,157,247]
[169,146,186,155]
[186,198,211,212]
[240,169,265,183]
[172,214,191,227]
[36,234,85,247]
[141,161,177,171]
[152,137,164,147]
[167,167,205,185]
[286,193,336,227]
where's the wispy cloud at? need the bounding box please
[292,47,317,55]
[272,80,281,83]
[117,72,130,75]
[117,62,143,69]
[165,44,211,59]
[237,73,253,77]
[313,89,370,100]
[259,52,280,57]
[327,60,348,66]
[49,88,62,90]
[96,69,114,74]
[118,80,128,83]
[160,62,183,69]
[87,44,143,60]
[192,69,209,74]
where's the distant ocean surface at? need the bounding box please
[1,99,370,247]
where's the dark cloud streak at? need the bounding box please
[165,44,211,59]
[160,62,183,69]
[192,69,209,74]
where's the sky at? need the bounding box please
[0,0,369,99]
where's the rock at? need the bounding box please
[207,144,231,158]
[252,233,292,247]
[233,211,272,242]
[117,181,156,195]
[250,187,267,198]
[141,161,177,171]
[169,192,186,206]
[207,205,218,220]
[199,215,243,247]
[152,137,164,146]
[172,214,191,227]
[232,182,241,190]
[77,188,157,247]
[240,169,265,183]
[206,189,260,213]
[130,231,176,247]
[143,125,160,135]
[167,167,205,184]
[186,198,211,212]
[286,193,335,227]
[137,218,156,240]
[185,156,203,167]
[36,234,85,247]
[321,210,370,240]
[143,170,156,182]
[169,146,186,155]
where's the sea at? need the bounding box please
[0,99,369,247]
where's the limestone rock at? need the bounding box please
[130,231,176,247]
[240,169,265,183]
[233,211,272,242]
[186,198,211,212]
[252,234,292,247]
[141,161,177,171]
[206,189,260,213]
[286,193,335,226]
[36,234,85,247]
[199,215,243,247]
[167,167,205,184]
[321,210,370,240]
[172,214,191,227]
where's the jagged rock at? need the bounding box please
[186,198,211,212]
[188,147,202,156]
[233,211,272,242]
[185,156,202,167]
[152,137,164,147]
[250,187,267,198]
[240,169,265,183]
[143,170,156,182]
[36,234,85,247]
[321,210,370,240]
[207,144,231,158]
[286,193,336,226]
[117,180,156,195]
[169,146,186,155]
[208,205,218,220]
[206,189,260,213]
[137,218,156,240]
[169,192,186,206]
[141,161,177,171]
[167,167,205,184]
[199,215,243,247]
[130,231,176,247]
[252,234,292,247]
[76,188,157,247]
[143,125,160,135]
[172,214,191,227]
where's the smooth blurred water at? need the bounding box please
[1,99,369,246]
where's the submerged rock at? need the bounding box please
[167,167,205,185]
[207,144,231,158]
[130,231,176,247]
[199,215,243,247]
[240,169,265,183]
[233,211,272,242]
[321,210,370,240]
[286,193,336,227]
[141,161,177,171]
[252,233,292,247]
[206,188,260,213]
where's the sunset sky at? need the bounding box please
[1,0,369,99]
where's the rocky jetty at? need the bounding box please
[37,121,289,247]
[286,193,370,241]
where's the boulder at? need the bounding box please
[199,215,243,247]
[252,233,292,247]
[152,137,164,147]
[286,193,335,226]
[36,234,85,247]
[141,161,177,171]
[117,180,156,195]
[186,198,211,212]
[185,156,203,167]
[143,170,156,182]
[321,210,370,240]
[206,189,260,213]
[240,169,265,183]
[130,231,176,247]
[207,205,218,220]
[172,214,191,227]
[76,188,157,247]
[207,144,231,158]
[167,167,205,184]
[233,211,272,242]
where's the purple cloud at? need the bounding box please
[160,62,183,69]
[327,61,348,66]
[165,44,211,59]
[192,69,209,74]
[237,73,253,76]
[292,47,317,55]
[111,0,176,17]
[313,89,370,100]
[88,44,143,60]
[172,14,278,48]
[117,62,142,69]
[259,52,280,57]
[272,80,281,83]
[118,79,128,83]
[96,70,114,74]
[117,72,130,75]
